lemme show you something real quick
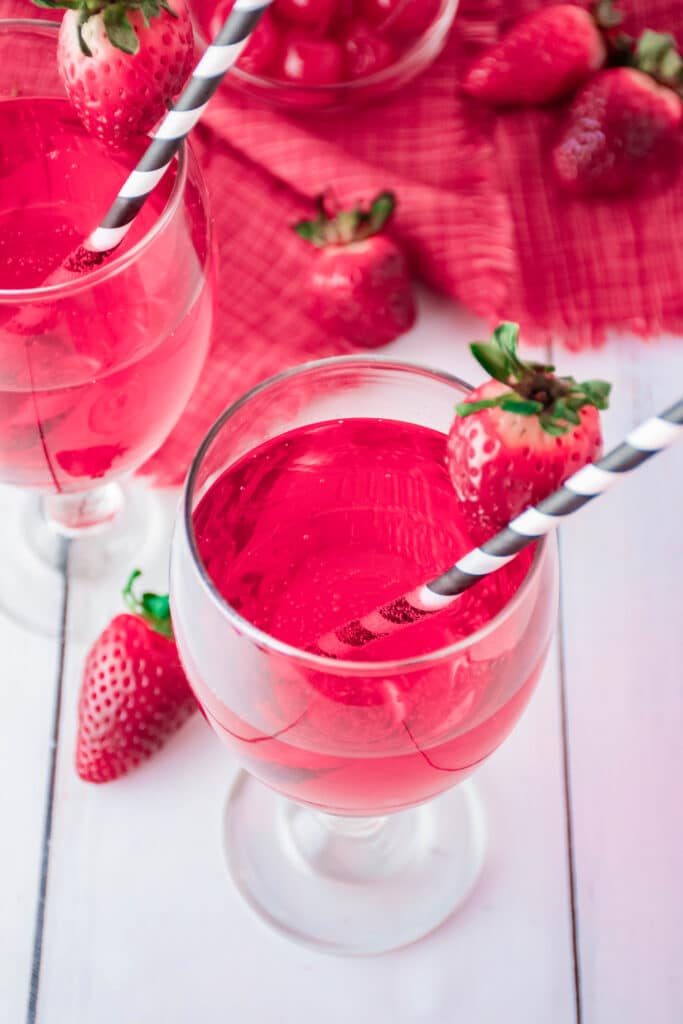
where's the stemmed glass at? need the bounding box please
[0,19,214,632]
[170,357,558,955]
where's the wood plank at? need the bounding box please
[0,484,63,1023]
[33,298,577,1022]
[37,633,577,1023]
[553,334,683,1024]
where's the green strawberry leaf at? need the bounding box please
[336,208,363,244]
[553,400,581,425]
[540,419,569,437]
[366,192,395,234]
[580,380,612,409]
[123,570,173,640]
[455,393,512,417]
[500,397,544,415]
[564,394,588,411]
[32,0,80,7]
[142,592,171,623]
[635,30,683,89]
[492,322,523,368]
[469,342,511,384]
[293,220,326,247]
[103,4,140,56]
[593,0,624,30]
[293,191,397,247]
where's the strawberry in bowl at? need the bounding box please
[191,0,458,111]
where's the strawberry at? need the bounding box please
[553,31,683,195]
[36,0,194,146]
[210,1,278,76]
[274,30,345,85]
[340,19,397,80]
[462,4,608,107]
[76,571,196,783]
[446,323,610,542]
[293,191,416,348]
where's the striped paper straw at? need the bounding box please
[310,396,683,659]
[65,0,272,269]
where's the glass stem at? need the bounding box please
[42,482,125,537]
[316,814,389,839]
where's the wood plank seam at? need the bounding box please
[557,534,584,1024]
[26,539,70,1024]
[546,328,583,1024]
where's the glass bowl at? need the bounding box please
[190,0,459,112]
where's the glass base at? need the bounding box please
[0,482,162,636]
[223,773,486,956]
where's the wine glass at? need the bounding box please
[0,19,215,632]
[170,357,558,955]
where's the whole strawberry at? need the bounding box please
[553,31,683,195]
[447,323,610,542]
[76,571,196,783]
[37,0,194,146]
[463,4,608,107]
[293,191,416,348]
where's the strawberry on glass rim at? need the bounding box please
[447,323,611,543]
[33,0,194,145]
[76,571,196,783]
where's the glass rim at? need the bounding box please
[0,18,189,302]
[180,355,549,675]
[196,0,459,95]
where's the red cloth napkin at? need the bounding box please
[4,1,683,485]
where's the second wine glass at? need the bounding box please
[0,19,215,632]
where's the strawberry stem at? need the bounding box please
[294,191,397,249]
[456,323,611,436]
[30,0,177,56]
[122,569,174,640]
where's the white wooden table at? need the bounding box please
[3,291,683,1024]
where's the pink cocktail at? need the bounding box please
[171,358,558,954]
[0,20,214,628]
[0,99,212,492]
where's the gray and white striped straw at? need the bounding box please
[65,0,272,269]
[311,396,683,659]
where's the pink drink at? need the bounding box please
[0,97,213,492]
[192,417,544,814]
